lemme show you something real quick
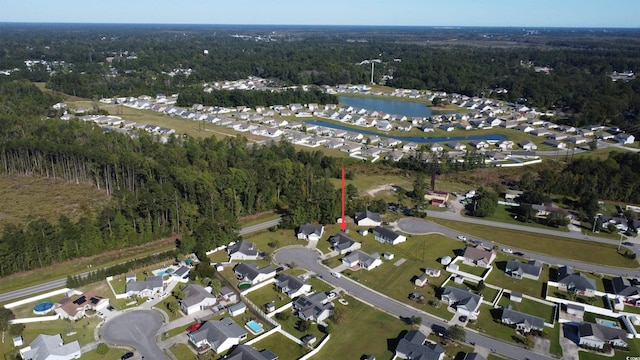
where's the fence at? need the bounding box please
[4,288,71,309]
[10,315,59,324]
[298,334,331,360]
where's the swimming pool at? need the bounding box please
[33,301,54,315]
[596,318,619,328]
[246,320,264,334]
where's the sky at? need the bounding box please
[1,0,639,28]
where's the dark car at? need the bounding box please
[121,352,134,360]
[459,315,468,322]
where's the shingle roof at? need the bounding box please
[501,307,545,330]
[329,233,359,252]
[190,318,246,349]
[228,240,258,257]
[298,223,323,237]
[558,266,596,291]
[505,259,542,278]
[22,334,80,360]
[354,210,381,223]
[395,330,445,360]
[372,226,401,240]
[181,284,215,308]
[579,322,627,343]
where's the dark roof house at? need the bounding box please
[395,330,445,360]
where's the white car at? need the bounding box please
[457,235,467,241]
[327,291,338,300]
[502,248,513,254]
[330,271,341,278]
[338,298,349,305]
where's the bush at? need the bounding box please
[96,343,109,355]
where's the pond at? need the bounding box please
[338,96,433,117]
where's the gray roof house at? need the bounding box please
[612,277,640,304]
[180,284,217,315]
[557,266,596,296]
[20,334,81,360]
[462,245,496,268]
[125,275,164,297]
[505,259,543,280]
[296,224,324,241]
[292,292,334,322]
[354,210,382,226]
[372,226,407,245]
[578,322,628,349]
[395,330,445,360]
[228,240,259,261]
[440,286,483,317]
[500,306,545,333]
[275,273,312,298]
[189,318,248,353]
[222,344,278,360]
[234,263,276,285]
[329,233,361,255]
[341,250,382,271]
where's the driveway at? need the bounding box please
[101,310,168,360]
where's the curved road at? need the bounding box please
[101,310,167,359]
[397,217,640,277]
[0,218,281,303]
[274,246,550,360]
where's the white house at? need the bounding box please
[297,224,324,241]
[20,334,81,360]
[188,318,247,353]
[227,240,259,261]
[180,284,217,315]
[354,210,382,226]
[233,263,276,285]
[372,226,407,245]
[275,273,312,298]
[341,250,382,271]
[615,133,635,145]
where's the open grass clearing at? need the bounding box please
[245,283,292,311]
[0,174,109,230]
[167,343,197,360]
[252,331,307,360]
[311,294,411,360]
[464,204,570,232]
[428,218,639,268]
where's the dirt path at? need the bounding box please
[365,183,395,197]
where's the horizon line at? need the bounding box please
[1,21,639,30]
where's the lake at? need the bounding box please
[338,96,433,117]
[305,120,506,144]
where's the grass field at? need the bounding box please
[252,331,308,360]
[167,343,197,360]
[0,174,109,229]
[428,219,639,268]
[310,294,411,360]
[465,204,570,232]
[245,283,292,311]
[486,259,549,299]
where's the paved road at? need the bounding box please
[101,310,167,360]
[397,217,640,277]
[0,218,282,304]
[274,246,550,360]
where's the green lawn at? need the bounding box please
[486,257,549,299]
[338,233,462,320]
[579,338,640,360]
[310,294,411,360]
[455,262,490,277]
[465,204,570,232]
[74,347,134,360]
[275,310,326,345]
[252,331,308,360]
[245,283,292,311]
[155,295,184,321]
[428,219,639,268]
[167,343,197,360]
[497,296,556,323]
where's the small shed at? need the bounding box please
[359,229,369,236]
[509,291,523,303]
[566,303,585,317]
[613,297,624,311]
[265,301,275,313]
[441,256,452,265]
[383,252,394,260]
[453,276,464,284]
[13,336,23,347]
[228,302,247,316]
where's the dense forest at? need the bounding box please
[1,24,639,134]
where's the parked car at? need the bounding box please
[457,235,467,241]
[327,291,338,300]
[330,271,341,278]
[186,323,202,333]
[502,248,513,254]
[121,352,134,360]
[459,315,468,322]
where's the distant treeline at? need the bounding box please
[176,88,338,108]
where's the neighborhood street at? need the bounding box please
[274,246,551,360]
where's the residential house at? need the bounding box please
[180,284,217,315]
[425,191,449,206]
[557,266,597,296]
[518,141,537,151]
[530,128,550,137]
[615,133,635,145]
[54,291,110,320]
[500,306,545,333]
[328,233,362,255]
[275,273,312,299]
[440,287,483,317]
[578,128,595,137]
[403,142,419,152]
[342,250,382,271]
[566,303,585,317]
[470,140,489,150]
[228,302,247,317]
[447,142,467,151]
[340,142,363,153]
[414,273,429,287]
[233,263,276,285]
[376,120,392,131]
[430,143,444,153]
[223,345,279,360]
[567,136,588,145]
[421,125,435,132]
[425,268,441,277]
[505,259,543,281]
[578,322,628,349]
[547,132,568,141]
[438,124,455,132]
[125,275,164,298]
[504,189,523,201]
[543,139,567,149]
[394,330,445,360]
[354,210,382,226]
[599,215,628,232]
[496,140,514,151]
[372,226,407,245]
[611,277,640,305]
[19,334,81,360]
[514,124,535,133]
[462,245,496,268]
[219,287,237,303]
[297,224,324,241]
[292,292,334,322]
[172,266,190,282]
[188,318,248,353]
[227,240,260,261]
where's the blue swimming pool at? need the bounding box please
[246,320,264,334]
[596,318,619,328]
[33,301,54,314]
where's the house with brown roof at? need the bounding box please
[462,245,496,268]
[54,291,109,320]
